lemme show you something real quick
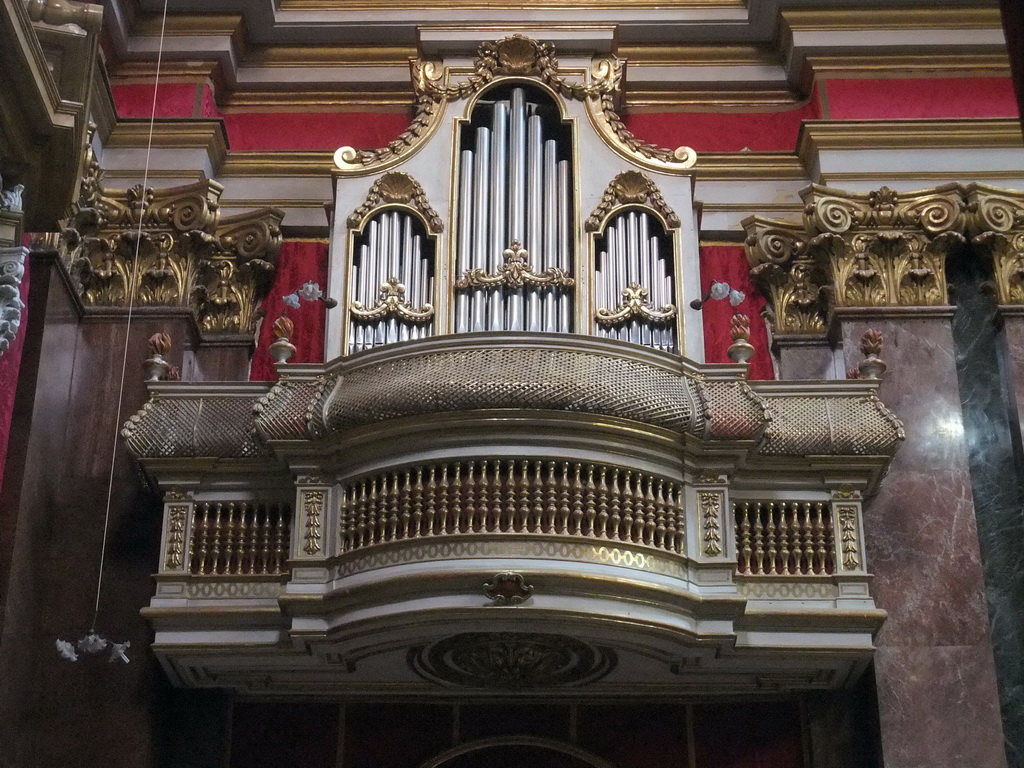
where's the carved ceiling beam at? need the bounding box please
[965,183,1024,306]
[59,136,283,336]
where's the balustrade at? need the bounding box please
[734,500,835,576]
[188,502,291,576]
[338,460,685,554]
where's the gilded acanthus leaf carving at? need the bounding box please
[455,240,574,291]
[745,183,972,334]
[965,184,1024,305]
[595,283,676,325]
[61,135,283,336]
[743,217,829,335]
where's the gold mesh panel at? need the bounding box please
[323,347,703,434]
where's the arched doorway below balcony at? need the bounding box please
[421,736,614,768]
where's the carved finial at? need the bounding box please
[268,312,297,364]
[858,329,887,379]
[143,333,173,382]
[727,314,756,364]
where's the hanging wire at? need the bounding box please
[91,0,171,632]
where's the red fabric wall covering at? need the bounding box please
[0,258,30,494]
[250,240,330,382]
[624,84,824,153]
[699,245,774,380]
[112,82,412,152]
[111,82,199,118]
[823,76,1019,120]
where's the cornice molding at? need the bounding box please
[102,0,1010,112]
[106,118,230,172]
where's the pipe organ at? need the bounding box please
[454,86,574,335]
[348,209,435,354]
[327,35,703,360]
[594,209,677,353]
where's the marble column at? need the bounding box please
[837,307,1006,768]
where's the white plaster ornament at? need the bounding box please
[56,631,130,663]
[282,281,338,310]
[689,280,746,310]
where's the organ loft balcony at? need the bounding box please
[121,35,903,697]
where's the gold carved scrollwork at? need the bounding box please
[455,240,574,291]
[347,172,443,234]
[351,277,435,323]
[585,171,680,233]
[595,283,677,326]
[62,135,283,335]
[336,35,695,175]
[965,184,1024,305]
[302,490,325,556]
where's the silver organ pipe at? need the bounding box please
[455,86,574,336]
[594,209,677,353]
[347,208,435,355]
[455,149,474,334]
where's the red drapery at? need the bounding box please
[699,245,774,380]
[250,240,329,382]
[0,257,29,493]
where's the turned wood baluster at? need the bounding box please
[422,466,435,536]
[653,480,667,550]
[451,464,463,533]
[608,469,621,542]
[437,466,449,535]
[752,502,765,574]
[739,502,753,573]
[596,467,609,538]
[584,465,597,537]
[517,461,531,533]
[571,463,584,536]
[779,503,791,575]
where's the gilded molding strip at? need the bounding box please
[302,490,325,555]
[698,491,722,557]
[836,505,861,571]
[165,505,189,570]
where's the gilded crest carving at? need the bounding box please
[350,277,435,323]
[455,240,574,291]
[346,172,443,234]
[595,283,677,325]
[585,171,681,232]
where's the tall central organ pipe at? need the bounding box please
[456,87,573,335]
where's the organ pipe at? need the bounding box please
[594,209,677,353]
[348,208,435,355]
[455,86,574,336]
